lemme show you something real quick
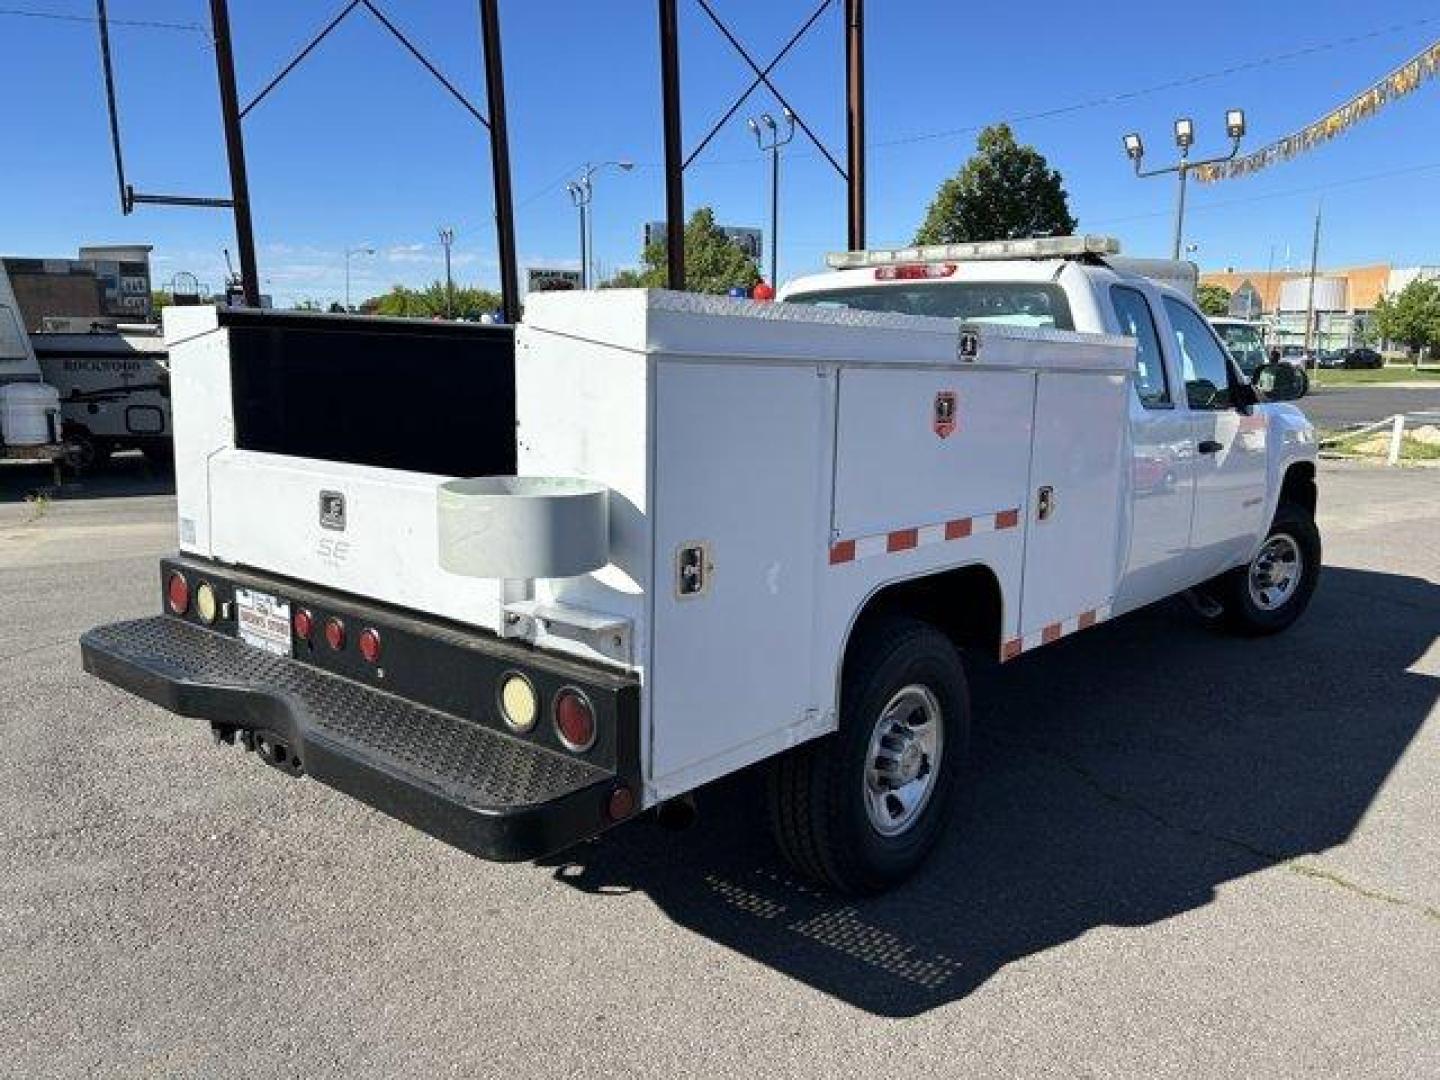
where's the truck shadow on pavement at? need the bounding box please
[0,453,173,503]
[542,565,1439,1016]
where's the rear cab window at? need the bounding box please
[784,281,1075,330]
[1109,286,1170,409]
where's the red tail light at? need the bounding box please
[358,627,382,665]
[607,785,636,821]
[554,688,596,752]
[166,571,190,615]
[323,617,346,651]
[293,609,314,642]
[875,263,956,281]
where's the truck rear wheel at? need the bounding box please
[1214,501,1321,636]
[767,617,969,894]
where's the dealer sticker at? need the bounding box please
[235,588,292,657]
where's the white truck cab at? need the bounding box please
[83,236,1320,894]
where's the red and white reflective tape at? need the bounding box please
[829,507,1020,566]
[1000,604,1112,662]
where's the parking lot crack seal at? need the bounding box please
[989,734,1440,925]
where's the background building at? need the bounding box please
[1200,263,1440,352]
[1,244,153,329]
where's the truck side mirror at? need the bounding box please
[1254,363,1305,402]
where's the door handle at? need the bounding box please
[1198,439,1222,454]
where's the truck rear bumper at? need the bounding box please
[82,615,633,862]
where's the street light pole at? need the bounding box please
[567,161,634,289]
[747,109,795,286]
[1124,110,1246,261]
[438,227,455,317]
[1173,148,1190,262]
[344,245,374,312]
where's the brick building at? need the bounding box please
[1199,263,1440,352]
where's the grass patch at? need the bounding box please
[1313,365,1440,386]
[1323,428,1440,462]
[23,492,51,522]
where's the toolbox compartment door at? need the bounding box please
[1018,371,1129,636]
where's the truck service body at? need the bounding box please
[83,236,1321,892]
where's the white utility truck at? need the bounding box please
[0,262,68,471]
[31,318,172,468]
[83,236,1319,893]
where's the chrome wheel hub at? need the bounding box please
[863,685,943,837]
[1248,533,1303,611]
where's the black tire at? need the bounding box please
[1214,501,1321,636]
[767,617,970,894]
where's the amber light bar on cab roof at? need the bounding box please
[825,234,1122,270]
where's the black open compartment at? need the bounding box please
[222,309,516,477]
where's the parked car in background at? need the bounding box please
[1342,347,1384,369]
[1317,350,1346,369]
[1210,317,1267,377]
[1279,344,1309,368]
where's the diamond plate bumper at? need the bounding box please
[82,616,630,861]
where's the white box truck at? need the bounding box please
[82,236,1319,893]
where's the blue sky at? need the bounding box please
[2,1,1438,307]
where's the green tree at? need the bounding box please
[1372,278,1440,363]
[915,124,1078,244]
[602,207,761,294]
[360,282,503,319]
[1197,283,1232,317]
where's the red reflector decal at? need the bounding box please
[995,509,1020,530]
[1042,622,1063,644]
[886,528,919,552]
[828,540,856,565]
[944,517,972,540]
[1078,610,1097,630]
[1002,639,1023,661]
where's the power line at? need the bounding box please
[0,5,206,34]
[872,15,1440,151]
[675,13,1440,169]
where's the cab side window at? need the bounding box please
[1162,296,1234,410]
[1110,286,1170,408]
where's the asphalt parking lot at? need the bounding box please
[1300,381,1440,428]
[1,458,1436,1079]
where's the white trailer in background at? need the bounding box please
[31,317,171,467]
[0,263,67,473]
[83,236,1320,894]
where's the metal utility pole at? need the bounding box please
[1303,202,1323,364]
[438,228,456,317]
[658,0,685,289]
[566,162,634,289]
[344,245,374,312]
[1123,110,1247,262]
[747,110,795,286]
[209,0,261,306]
[566,183,589,288]
[478,0,520,323]
[845,0,865,250]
